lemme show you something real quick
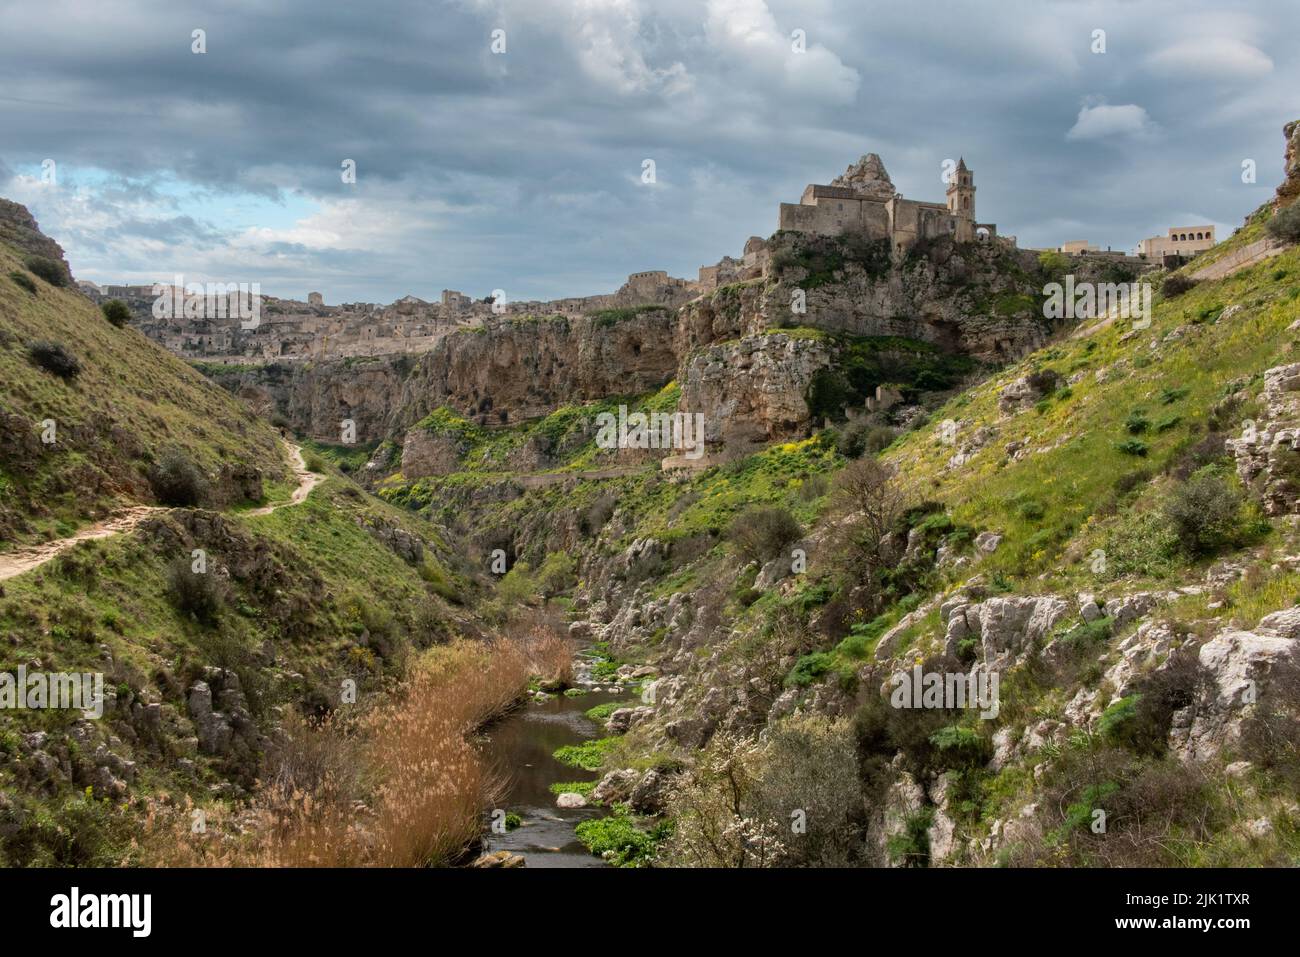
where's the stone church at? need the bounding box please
[778,153,1000,254]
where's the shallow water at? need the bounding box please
[480,680,628,868]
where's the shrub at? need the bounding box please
[928,724,989,765]
[806,369,849,421]
[1124,410,1150,434]
[26,341,81,380]
[148,449,209,507]
[727,505,802,567]
[785,651,834,687]
[1266,201,1300,244]
[535,551,577,597]
[1115,439,1148,457]
[495,560,536,606]
[24,255,67,287]
[8,270,36,294]
[1097,695,1141,744]
[836,420,896,459]
[100,299,131,328]
[581,493,617,536]
[1160,274,1198,298]
[886,807,934,867]
[1163,472,1243,556]
[166,557,227,625]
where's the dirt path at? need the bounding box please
[0,442,319,582]
[0,505,165,582]
[244,442,321,516]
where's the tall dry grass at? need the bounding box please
[144,628,573,866]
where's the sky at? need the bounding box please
[0,0,1294,304]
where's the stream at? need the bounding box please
[479,652,627,867]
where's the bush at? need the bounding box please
[1163,472,1243,556]
[24,255,67,287]
[1124,410,1150,435]
[166,557,226,625]
[148,449,209,507]
[836,420,897,459]
[1266,201,1300,244]
[535,551,577,597]
[26,341,81,380]
[1115,439,1148,457]
[100,299,131,328]
[727,505,802,567]
[1160,274,1198,298]
[8,270,36,294]
[784,651,834,687]
[581,493,617,536]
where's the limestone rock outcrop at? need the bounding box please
[830,153,896,201]
[1170,608,1300,762]
[1276,118,1300,209]
[681,332,834,450]
[1227,363,1300,515]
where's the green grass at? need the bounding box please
[0,237,285,547]
[881,240,1300,592]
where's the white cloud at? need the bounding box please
[1066,102,1156,141]
[705,0,859,104]
[1147,37,1273,80]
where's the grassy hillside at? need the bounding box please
[0,232,285,547]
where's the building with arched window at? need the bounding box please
[1136,225,1216,258]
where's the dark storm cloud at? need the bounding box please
[0,0,1294,301]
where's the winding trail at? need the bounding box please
[0,441,318,582]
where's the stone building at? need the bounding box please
[1060,240,1098,254]
[777,154,1000,255]
[1136,225,1216,258]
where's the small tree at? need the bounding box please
[1163,472,1243,556]
[834,457,908,571]
[101,299,131,328]
[727,506,802,566]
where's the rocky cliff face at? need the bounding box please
[209,356,411,444]
[394,310,678,432]
[1276,118,1300,209]
[681,332,834,448]
[0,199,74,285]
